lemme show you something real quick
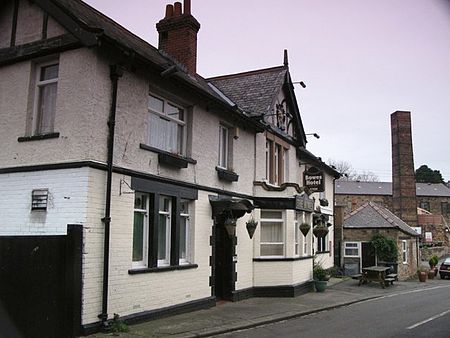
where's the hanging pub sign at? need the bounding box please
[295,194,314,212]
[303,167,324,193]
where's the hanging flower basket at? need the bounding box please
[299,222,311,236]
[246,218,258,239]
[313,225,329,238]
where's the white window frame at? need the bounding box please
[294,215,299,256]
[179,200,190,265]
[148,94,186,155]
[158,196,172,267]
[402,240,408,264]
[33,61,59,135]
[218,124,229,169]
[344,242,360,257]
[260,210,285,258]
[132,193,149,268]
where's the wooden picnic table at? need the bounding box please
[359,266,393,288]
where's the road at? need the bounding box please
[220,284,450,338]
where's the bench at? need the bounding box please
[384,277,395,286]
[386,273,398,281]
[351,274,362,280]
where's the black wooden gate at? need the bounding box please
[0,225,82,338]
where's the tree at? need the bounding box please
[328,159,379,182]
[415,165,444,184]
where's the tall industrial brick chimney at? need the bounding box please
[391,111,418,226]
[156,0,200,75]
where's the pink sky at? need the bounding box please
[84,0,450,181]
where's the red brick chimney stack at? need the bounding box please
[157,0,200,75]
[391,111,418,226]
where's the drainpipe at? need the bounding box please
[99,65,123,327]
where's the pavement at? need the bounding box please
[88,273,450,338]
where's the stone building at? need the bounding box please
[340,202,419,280]
[0,0,339,336]
[335,111,450,249]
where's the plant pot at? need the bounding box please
[418,271,427,282]
[428,269,435,279]
[314,280,327,292]
[299,223,311,236]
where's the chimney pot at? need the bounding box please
[165,4,174,18]
[184,0,191,14]
[174,2,182,16]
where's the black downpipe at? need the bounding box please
[99,65,123,326]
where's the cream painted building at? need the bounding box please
[0,0,339,336]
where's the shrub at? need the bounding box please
[370,234,398,262]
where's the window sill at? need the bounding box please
[253,255,313,262]
[140,143,196,169]
[215,166,239,182]
[18,132,60,142]
[128,263,198,275]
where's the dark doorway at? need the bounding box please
[0,225,82,338]
[213,223,235,301]
[362,242,376,268]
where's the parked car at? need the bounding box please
[439,258,450,279]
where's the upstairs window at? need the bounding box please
[148,95,186,155]
[34,62,58,135]
[265,136,289,185]
[218,124,229,169]
[419,201,430,212]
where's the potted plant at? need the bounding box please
[313,264,329,292]
[417,267,428,282]
[429,255,439,277]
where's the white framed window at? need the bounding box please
[265,138,288,185]
[179,200,190,264]
[317,235,327,252]
[158,195,172,266]
[33,61,59,135]
[218,124,229,169]
[260,210,284,257]
[148,94,186,155]
[294,214,299,256]
[402,240,407,264]
[132,193,149,268]
[344,242,360,257]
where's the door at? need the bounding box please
[362,242,376,268]
[214,224,235,301]
[0,225,82,338]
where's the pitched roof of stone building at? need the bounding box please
[343,202,419,236]
[207,67,287,116]
[335,181,450,197]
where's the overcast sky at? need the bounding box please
[84,0,450,182]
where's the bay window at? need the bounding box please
[260,210,284,257]
[148,94,186,155]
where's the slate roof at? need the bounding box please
[44,0,234,110]
[335,181,450,197]
[343,202,419,237]
[207,66,288,116]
